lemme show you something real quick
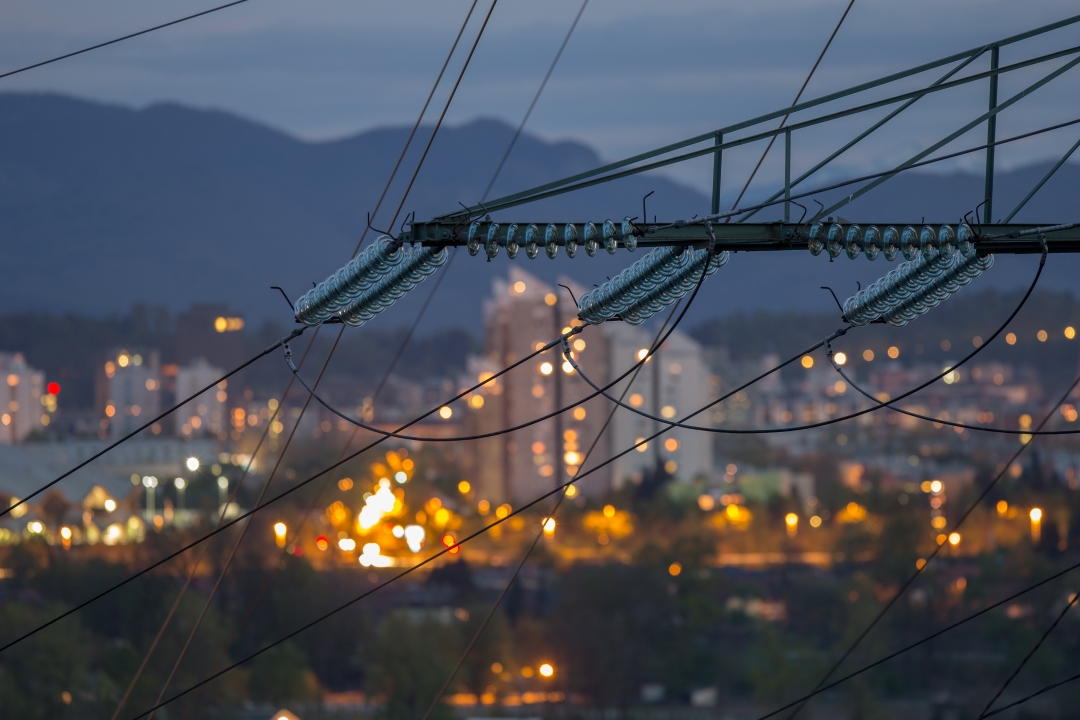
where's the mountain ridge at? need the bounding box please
[1,91,1077,334]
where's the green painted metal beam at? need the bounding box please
[403,220,1080,254]
[438,13,1080,221]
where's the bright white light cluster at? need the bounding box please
[404,524,425,553]
[357,478,397,531]
[359,542,394,567]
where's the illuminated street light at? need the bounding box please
[539,663,554,678]
[1030,507,1043,543]
[186,457,200,472]
[142,476,158,521]
[785,513,799,537]
[273,522,287,548]
[174,477,187,511]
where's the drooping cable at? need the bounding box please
[977,592,1080,717]
[130,233,764,720]
[136,2,492,703]
[829,352,1079,436]
[781,355,1077,720]
[0,323,578,657]
[108,332,320,719]
[203,3,586,678]
[144,329,349,720]
[417,251,706,720]
[10,233,1046,660]
[564,240,1046,436]
[748,550,1080,719]
[1,326,303,519]
[726,0,857,215]
[0,0,251,81]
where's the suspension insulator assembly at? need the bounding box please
[576,246,729,326]
[293,237,447,327]
[338,244,449,327]
[809,222,977,263]
[842,249,993,327]
[462,219,638,259]
[294,236,404,326]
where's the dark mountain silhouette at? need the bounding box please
[1,92,1077,333]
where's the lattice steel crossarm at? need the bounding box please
[401,220,1080,254]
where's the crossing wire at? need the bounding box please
[212,0,587,678]
[741,544,1080,718]
[126,243,1048,717]
[977,592,1080,717]
[418,261,702,720]
[0,0,252,81]
[726,0,856,215]
[0,327,303,519]
[782,327,1076,720]
[132,0,496,712]
[0,157,1050,661]
[983,672,1080,717]
[143,329,350,720]
[109,332,321,720]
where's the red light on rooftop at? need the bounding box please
[47,382,60,395]
[441,533,460,554]
[316,536,329,551]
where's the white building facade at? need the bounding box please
[175,358,227,437]
[604,324,713,488]
[0,353,47,444]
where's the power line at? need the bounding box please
[0,318,568,656]
[109,332,321,719]
[0,0,252,81]
[831,355,1079,436]
[383,0,500,228]
[133,0,489,707]
[977,592,1080,717]
[561,241,1046,437]
[128,266,737,720]
[2,0,510,663]
[983,671,1080,717]
[781,341,1079,720]
[1,326,303,519]
[201,7,586,701]
[748,553,1080,719]
[144,329,350,720]
[480,0,589,202]
[726,0,856,215]
[418,261,702,720]
[9,232,1044,659]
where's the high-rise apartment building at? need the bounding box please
[97,349,162,438]
[175,358,227,437]
[464,267,713,504]
[464,268,612,504]
[604,323,714,488]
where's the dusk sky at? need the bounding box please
[4,0,1080,195]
